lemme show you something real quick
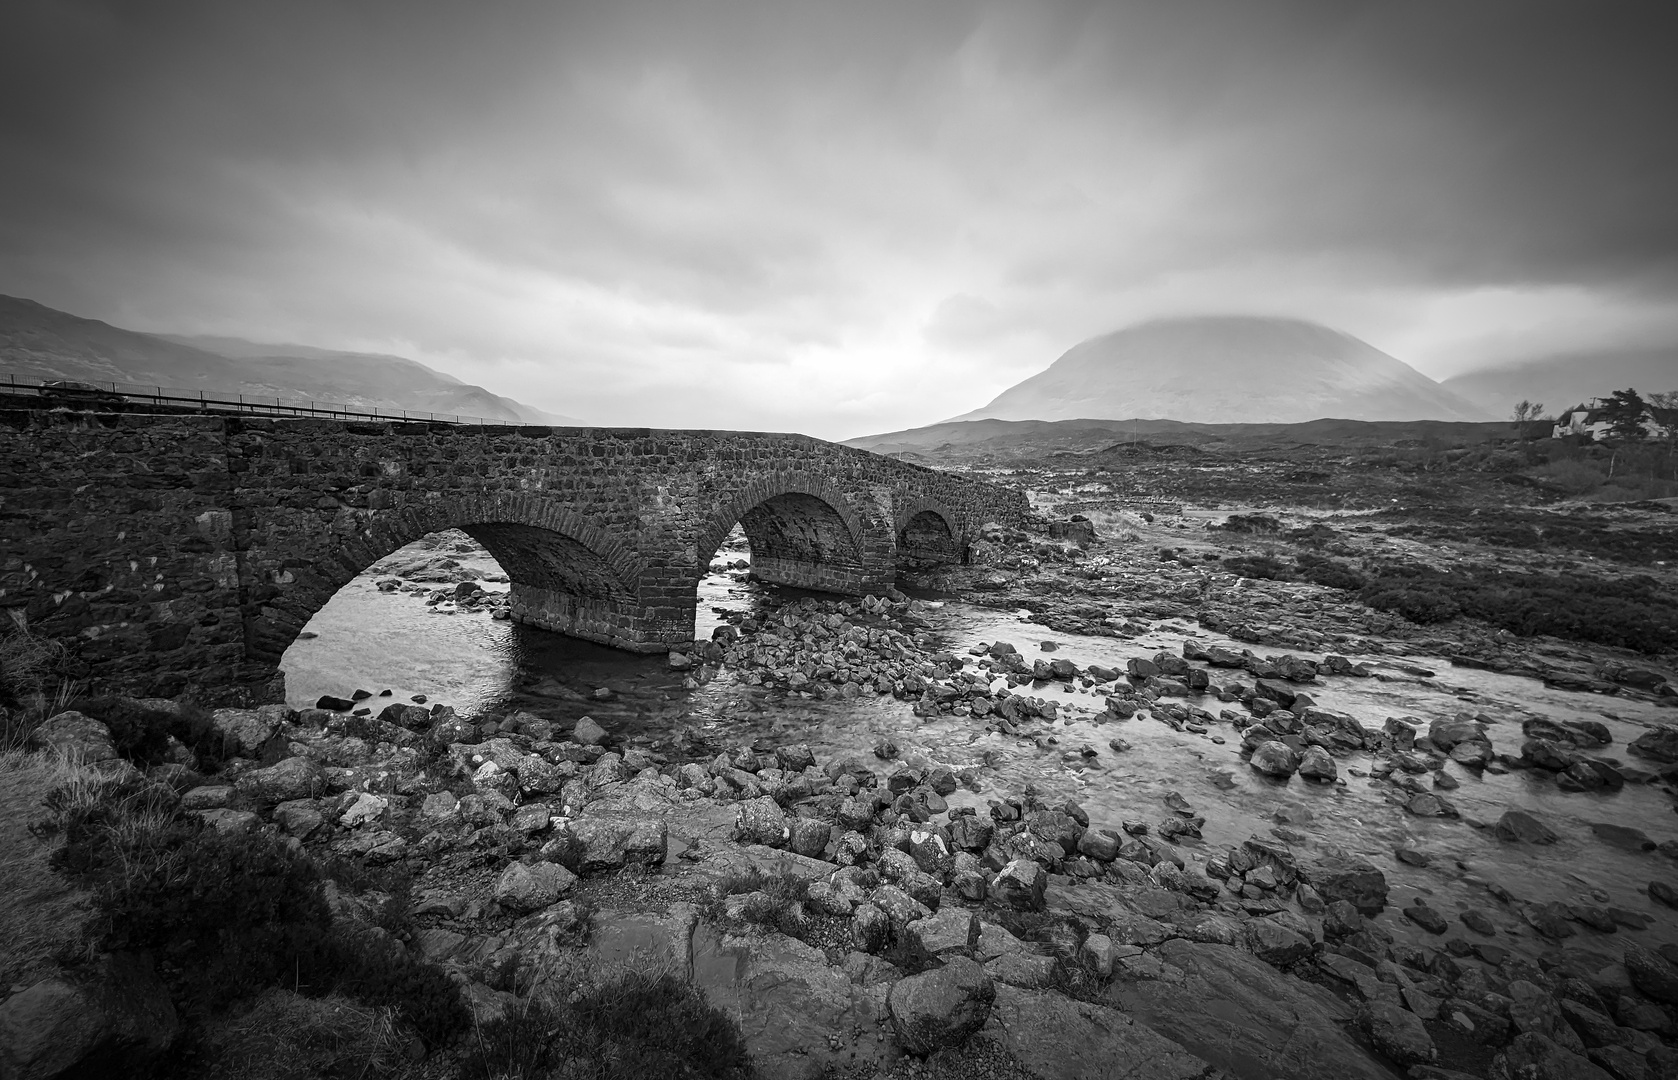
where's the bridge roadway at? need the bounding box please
[1,403,1026,703]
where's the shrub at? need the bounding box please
[45,774,468,1044]
[189,989,411,1080]
[88,827,331,985]
[1358,563,1678,652]
[72,696,176,766]
[1221,554,1290,581]
[305,934,468,1046]
[715,866,813,937]
[1219,514,1282,534]
[0,626,76,751]
[1359,581,1462,625]
[1295,554,1366,591]
[461,970,752,1080]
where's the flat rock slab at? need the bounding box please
[688,842,839,887]
[692,928,898,1080]
[1109,939,1392,1080]
[982,985,1210,1080]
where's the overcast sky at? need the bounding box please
[1,0,1674,437]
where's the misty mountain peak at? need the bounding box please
[953,314,1489,424]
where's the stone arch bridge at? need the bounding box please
[1,407,1025,701]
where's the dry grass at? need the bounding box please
[460,951,752,1080]
[191,988,415,1080]
[0,626,77,751]
[0,749,96,987]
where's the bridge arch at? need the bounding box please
[695,472,887,596]
[893,496,968,568]
[249,496,644,664]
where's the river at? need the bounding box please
[281,543,1678,965]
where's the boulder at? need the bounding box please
[1523,739,1582,771]
[1406,792,1457,818]
[1495,1033,1614,1080]
[870,884,931,930]
[272,800,323,839]
[1429,717,1488,752]
[0,953,177,1079]
[1628,725,1678,764]
[1249,741,1300,777]
[571,716,608,746]
[195,808,260,834]
[905,909,978,958]
[494,861,577,914]
[786,817,831,859]
[851,903,890,953]
[993,859,1048,911]
[1450,741,1494,768]
[209,706,286,758]
[1404,902,1449,935]
[1509,980,1586,1052]
[733,797,789,847]
[179,784,234,811]
[885,956,995,1056]
[1497,809,1560,845]
[1358,1002,1437,1067]
[1297,746,1337,781]
[1303,853,1388,916]
[30,711,119,764]
[986,953,1058,989]
[564,818,668,871]
[1623,943,1678,1007]
[1246,919,1312,967]
[234,756,324,804]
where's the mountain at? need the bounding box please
[0,294,581,425]
[845,415,1505,462]
[1441,347,1678,416]
[949,315,1490,424]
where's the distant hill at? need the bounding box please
[1441,347,1678,416]
[950,315,1490,425]
[0,294,581,425]
[846,415,1507,462]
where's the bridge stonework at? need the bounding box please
[2,407,1026,702]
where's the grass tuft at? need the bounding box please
[0,749,97,987]
[461,964,753,1080]
[189,988,413,1080]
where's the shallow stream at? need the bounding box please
[282,555,1678,964]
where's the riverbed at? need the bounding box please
[281,547,1678,966]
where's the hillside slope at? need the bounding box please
[0,295,580,425]
[950,315,1489,424]
[846,415,1506,461]
[1442,347,1678,415]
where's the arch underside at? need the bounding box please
[897,509,964,569]
[255,510,649,665]
[463,523,649,650]
[735,492,873,594]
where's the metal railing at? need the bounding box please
[0,373,530,427]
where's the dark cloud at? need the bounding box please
[1,0,1673,436]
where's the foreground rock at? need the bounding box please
[886,956,996,1056]
[1495,1033,1614,1080]
[29,711,120,765]
[1108,939,1395,1080]
[1358,1001,1437,1067]
[983,985,1210,1080]
[0,953,178,1079]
